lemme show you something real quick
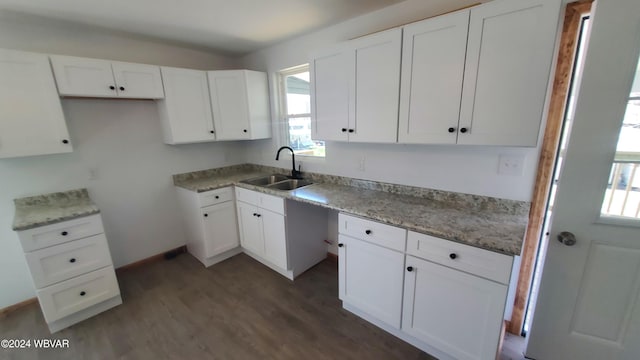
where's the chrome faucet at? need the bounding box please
[276,146,303,179]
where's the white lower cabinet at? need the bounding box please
[16,214,121,333]
[176,187,241,267]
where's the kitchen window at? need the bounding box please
[279,65,325,157]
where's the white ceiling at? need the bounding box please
[0,0,406,55]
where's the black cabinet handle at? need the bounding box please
[449,253,457,260]
[203,213,208,217]
[109,85,115,90]
[407,266,414,272]
[61,231,68,236]
[460,127,468,133]
[215,195,219,199]
[119,86,125,91]
[210,130,215,134]
[448,127,456,133]
[256,214,261,218]
[348,129,355,133]
[80,291,86,296]
[243,129,248,133]
[69,258,76,263]
[253,213,257,216]
[365,230,372,235]
[338,243,344,248]
[341,128,347,132]
[62,139,69,144]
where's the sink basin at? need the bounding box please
[266,179,313,191]
[241,174,289,186]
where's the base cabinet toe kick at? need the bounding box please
[338,213,516,360]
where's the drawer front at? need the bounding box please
[25,233,113,288]
[18,214,104,252]
[338,213,406,252]
[407,231,513,284]
[235,187,259,206]
[37,266,120,323]
[199,187,233,207]
[259,193,285,215]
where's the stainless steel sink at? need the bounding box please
[266,179,313,191]
[241,174,289,186]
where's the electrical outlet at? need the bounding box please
[498,155,525,176]
[358,157,366,172]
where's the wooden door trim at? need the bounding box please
[506,0,593,335]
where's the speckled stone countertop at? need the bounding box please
[174,164,530,256]
[13,189,100,231]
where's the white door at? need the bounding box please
[402,255,507,360]
[111,62,164,99]
[158,67,215,144]
[50,55,117,97]
[0,50,72,158]
[458,0,561,146]
[261,209,287,270]
[208,70,251,140]
[398,9,469,145]
[201,202,239,257]
[310,44,350,141]
[349,28,401,143]
[527,1,640,359]
[236,201,263,256]
[338,234,404,329]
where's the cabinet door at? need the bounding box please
[201,202,240,258]
[310,44,350,141]
[458,0,561,146]
[50,55,117,97]
[349,28,401,143]
[0,50,72,158]
[398,10,469,144]
[261,209,287,270]
[111,62,164,99]
[158,67,215,144]
[338,234,404,329]
[236,201,263,256]
[402,255,507,360]
[208,70,251,140]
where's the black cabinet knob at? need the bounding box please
[341,128,347,132]
[69,258,76,263]
[80,291,86,296]
[449,253,457,260]
[62,139,69,144]
[243,129,248,133]
[61,231,68,236]
[109,86,115,90]
[460,127,468,133]
[348,129,354,133]
[203,213,208,217]
[210,130,214,134]
[407,266,414,272]
[253,213,257,216]
[338,243,344,248]
[448,127,456,133]
[215,195,219,199]
[256,214,261,218]
[119,86,125,91]
[365,230,372,235]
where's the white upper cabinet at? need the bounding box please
[0,49,72,158]
[350,28,402,143]
[157,67,216,144]
[398,10,470,144]
[208,70,271,141]
[310,43,350,142]
[311,29,401,143]
[458,0,561,146]
[50,55,164,99]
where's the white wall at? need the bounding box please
[241,0,545,202]
[0,13,244,308]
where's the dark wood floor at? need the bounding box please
[1,253,436,360]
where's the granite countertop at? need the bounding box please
[12,189,100,231]
[174,165,530,256]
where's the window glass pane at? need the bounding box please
[285,72,310,115]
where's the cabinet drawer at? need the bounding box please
[235,187,259,206]
[18,214,104,252]
[338,213,406,252]
[25,233,113,288]
[37,266,120,323]
[199,187,233,207]
[407,231,513,284]
[259,193,285,215]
